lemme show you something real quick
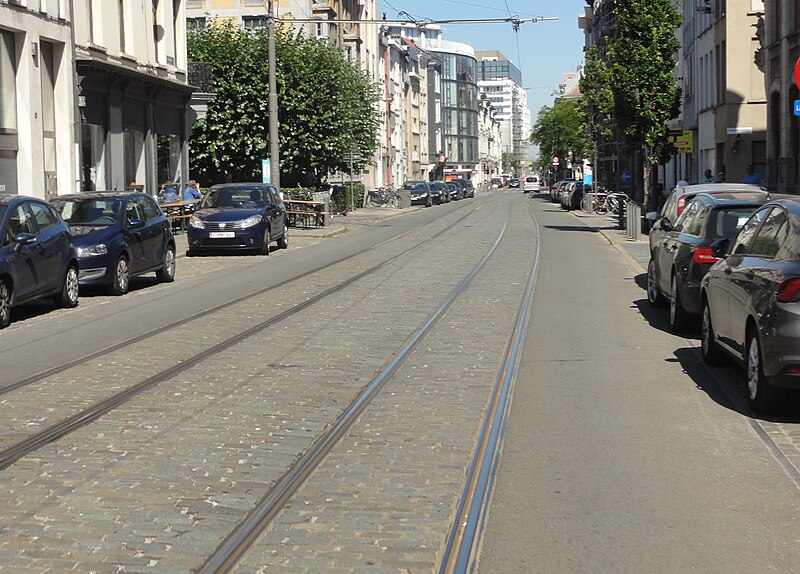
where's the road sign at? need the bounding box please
[794,100,800,117]
[551,156,560,166]
[344,152,362,163]
[795,57,800,89]
[261,159,271,184]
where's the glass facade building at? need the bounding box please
[439,51,479,167]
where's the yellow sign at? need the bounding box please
[671,130,694,153]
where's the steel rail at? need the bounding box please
[0,202,482,398]
[438,197,542,574]
[196,214,511,574]
[0,202,488,471]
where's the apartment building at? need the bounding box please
[0,0,76,197]
[75,0,194,193]
[477,92,503,184]
[475,51,531,168]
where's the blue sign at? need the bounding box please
[583,174,593,186]
[794,100,800,116]
[261,159,271,184]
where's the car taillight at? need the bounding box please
[782,366,800,376]
[676,196,686,216]
[693,247,719,264]
[777,278,800,303]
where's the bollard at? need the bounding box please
[586,192,594,215]
[626,202,641,241]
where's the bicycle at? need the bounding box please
[365,187,400,208]
[580,191,608,214]
[603,192,629,215]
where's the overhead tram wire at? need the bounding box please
[269,17,559,26]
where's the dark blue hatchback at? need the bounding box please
[52,192,176,295]
[0,195,79,329]
[186,183,288,256]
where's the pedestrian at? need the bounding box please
[183,180,202,202]
[158,183,179,204]
[743,164,761,185]
[701,169,715,184]
[716,172,726,183]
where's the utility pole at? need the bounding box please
[267,0,280,194]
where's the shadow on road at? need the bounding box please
[542,224,599,232]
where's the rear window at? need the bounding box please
[707,207,761,239]
[53,198,123,226]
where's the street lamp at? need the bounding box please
[267,0,280,194]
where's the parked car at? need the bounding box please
[646,191,770,332]
[490,178,503,189]
[0,195,79,328]
[647,183,766,255]
[451,178,475,198]
[560,181,585,210]
[551,179,575,203]
[53,192,176,296]
[524,176,540,193]
[429,181,451,204]
[403,181,433,207]
[700,197,800,414]
[508,178,521,188]
[187,183,288,256]
[446,182,462,201]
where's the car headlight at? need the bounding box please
[189,215,205,229]
[77,243,108,257]
[241,215,263,228]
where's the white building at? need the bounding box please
[0,0,76,197]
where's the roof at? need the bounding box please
[55,191,139,200]
[0,194,47,205]
[675,183,766,196]
[693,191,772,205]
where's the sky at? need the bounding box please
[375,0,587,158]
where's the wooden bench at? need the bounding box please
[284,200,329,228]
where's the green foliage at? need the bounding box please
[531,98,591,167]
[502,152,519,174]
[581,0,682,165]
[187,22,380,186]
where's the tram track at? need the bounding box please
[193,198,542,573]
[0,202,485,470]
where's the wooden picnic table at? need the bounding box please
[159,200,201,232]
[283,199,329,228]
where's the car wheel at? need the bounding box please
[0,279,11,329]
[700,299,723,365]
[156,244,176,283]
[669,273,691,332]
[277,226,289,249]
[260,228,271,255]
[647,260,667,307]
[109,255,130,296]
[55,265,79,308]
[746,330,784,414]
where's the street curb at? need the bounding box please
[571,212,647,274]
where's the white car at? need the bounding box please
[523,176,540,193]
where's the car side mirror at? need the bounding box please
[710,238,730,258]
[661,218,674,232]
[13,232,36,246]
[127,219,146,229]
[645,211,658,221]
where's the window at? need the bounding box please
[126,198,146,224]
[187,17,206,31]
[731,207,770,254]
[243,16,268,30]
[40,42,57,187]
[0,30,17,132]
[750,208,788,257]
[7,204,34,239]
[28,202,58,230]
[676,198,703,234]
[142,196,161,220]
[186,0,202,8]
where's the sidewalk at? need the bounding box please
[571,210,649,273]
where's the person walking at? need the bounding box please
[743,164,762,185]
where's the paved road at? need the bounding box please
[478,193,800,573]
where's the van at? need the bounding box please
[524,175,540,193]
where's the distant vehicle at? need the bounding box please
[187,183,289,256]
[508,178,521,188]
[524,176,540,193]
[500,174,512,187]
[446,182,462,201]
[490,178,503,189]
[646,191,770,332]
[402,181,433,207]
[0,195,79,328]
[701,196,800,414]
[53,191,176,295]
[429,181,451,204]
[450,178,474,198]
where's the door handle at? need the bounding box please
[724,268,732,275]
[744,271,755,280]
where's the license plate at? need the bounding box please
[209,231,235,238]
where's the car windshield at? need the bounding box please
[53,198,123,226]
[202,187,268,208]
[403,183,426,191]
[707,207,762,239]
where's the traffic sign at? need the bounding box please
[794,100,800,117]
[551,156,560,166]
[344,153,362,163]
[795,57,800,89]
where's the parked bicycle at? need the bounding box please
[365,187,401,208]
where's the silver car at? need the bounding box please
[700,197,800,414]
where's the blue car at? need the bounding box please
[52,192,176,295]
[186,183,288,256]
[0,195,79,329]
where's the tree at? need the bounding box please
[530,98,591,178]
[580,0,682,207]
[187,22,380,187]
